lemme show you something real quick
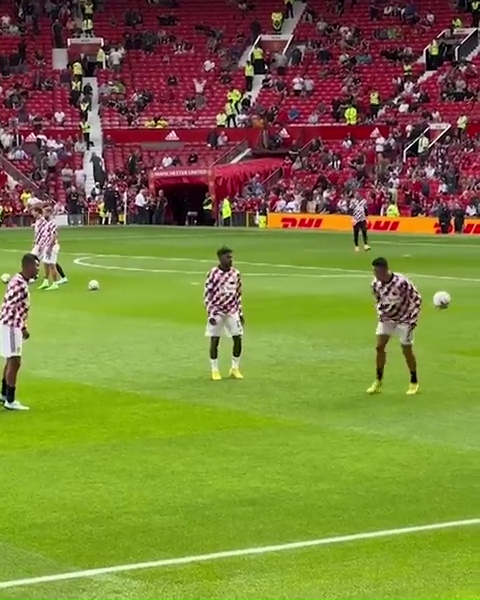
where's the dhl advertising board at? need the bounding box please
[267,213,480,236]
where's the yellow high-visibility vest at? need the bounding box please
[271,12,283,30]
[80,122,91,133]
[452,17,462,28]
[252,47,264,60]
[82,18,93,30]
[203,197,213,211]
[96,48,105,62]
[429,41,439,55]
[222,199,232,219]
[245,64,254,77]
[473,1,480,10]
[84,2,94,15]
[71,80,82,91]
[72,62,83,76]
[386,204,399,217]
[225,102,234,116]
[345,107,358,125]
[216,112,227,126]
[80,102,89,112]
[370,92,379,105]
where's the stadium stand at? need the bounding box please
[1,0,480,229]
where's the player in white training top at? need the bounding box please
[38,206,61,291]
[0,253,39,410]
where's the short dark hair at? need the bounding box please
[217,246,232,259]
[372,257,389,269]
[22,253,38,268]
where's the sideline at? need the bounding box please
[0,518,477,590]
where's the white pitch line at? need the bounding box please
[0,518,477,590]
[2,247,480,283]
[72,257,365,278]
[68,253,480,283]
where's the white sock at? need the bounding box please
[210,359,219,370]
[232,356,240,369]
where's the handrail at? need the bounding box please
[0,153,48,200]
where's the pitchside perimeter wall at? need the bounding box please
[267,214,480,236]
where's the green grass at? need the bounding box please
[0,227,478,600]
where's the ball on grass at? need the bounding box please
[1,273,11,284]
[433,291,451,309]
[88,279,100,291]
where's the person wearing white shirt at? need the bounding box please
[403,80,415,94]
[108,49,122,71]
[203,59,215,73]
[425,164,436,178]
[54,110,65,125]
[466,203,477,217]
[217,132,228,147]
[74,168,86,190]
[375,135,385,154]
[0,131,12,150]
[135,189,148,224]
[275,198,286,212]
[285,199,298,212]
[292,76,304,96]
[304,77,314,95]
[194,78,206,94]
[161,155,173,168]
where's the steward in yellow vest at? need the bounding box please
[370,91,380,116]
[251,45,265,75]
[451,17,462,29]
[96,47,105,67]
[244,61,254,91]
[221,197,232,225]
[344,105,358,125]
[216,112,227,127]
[82,18,94,35]
[386,203,399,217]
[284,0,294,19]
[271,11,283,32]
[472,1,480,27]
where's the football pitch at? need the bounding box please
[0,226,478,600]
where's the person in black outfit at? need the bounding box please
[438,202,452,234]
[104,184,120,224]
[453,203,465,233]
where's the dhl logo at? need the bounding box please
[280,217,323,229]
[280,217,401,231]
[367,220,400,232]
[434,223,480,235]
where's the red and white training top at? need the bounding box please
[204,266,243,318]
[372,273,422,326]
[39,218,58,251]
[0,273,30,329]
[33,216,48,249]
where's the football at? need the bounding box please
[1,273,11,284]
[433,291,451,309]
[88,279,100,291]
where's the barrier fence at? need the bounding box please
[267,213,480,235]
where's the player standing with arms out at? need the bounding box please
[350,194,371,252]
[0,253,39,410]
[204,246,244,381]
[38,206,61,291]
[31,206,68,284]
[368,257,422,396]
